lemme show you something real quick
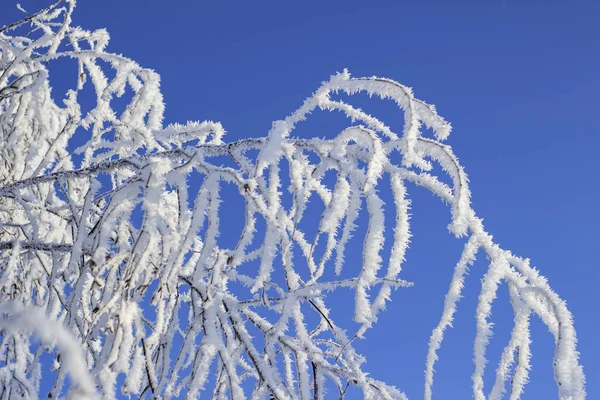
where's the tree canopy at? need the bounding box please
[0,1,585,399]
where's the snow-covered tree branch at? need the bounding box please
[0,1,585,399]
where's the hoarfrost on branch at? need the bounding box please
[0,1,585,399]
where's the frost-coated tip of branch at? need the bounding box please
[424,236,479,400]
[0,1,65,35]
[488,284,531,400]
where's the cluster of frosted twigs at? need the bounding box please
[0,1,585,399]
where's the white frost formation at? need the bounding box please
[0,1,585,399]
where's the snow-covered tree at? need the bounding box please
[0,1,586,399]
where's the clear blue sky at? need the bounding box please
[2,1,598,398]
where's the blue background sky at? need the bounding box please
[2,1,599,398]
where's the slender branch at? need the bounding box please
[0,0,65,34]
[0,240,72,252]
